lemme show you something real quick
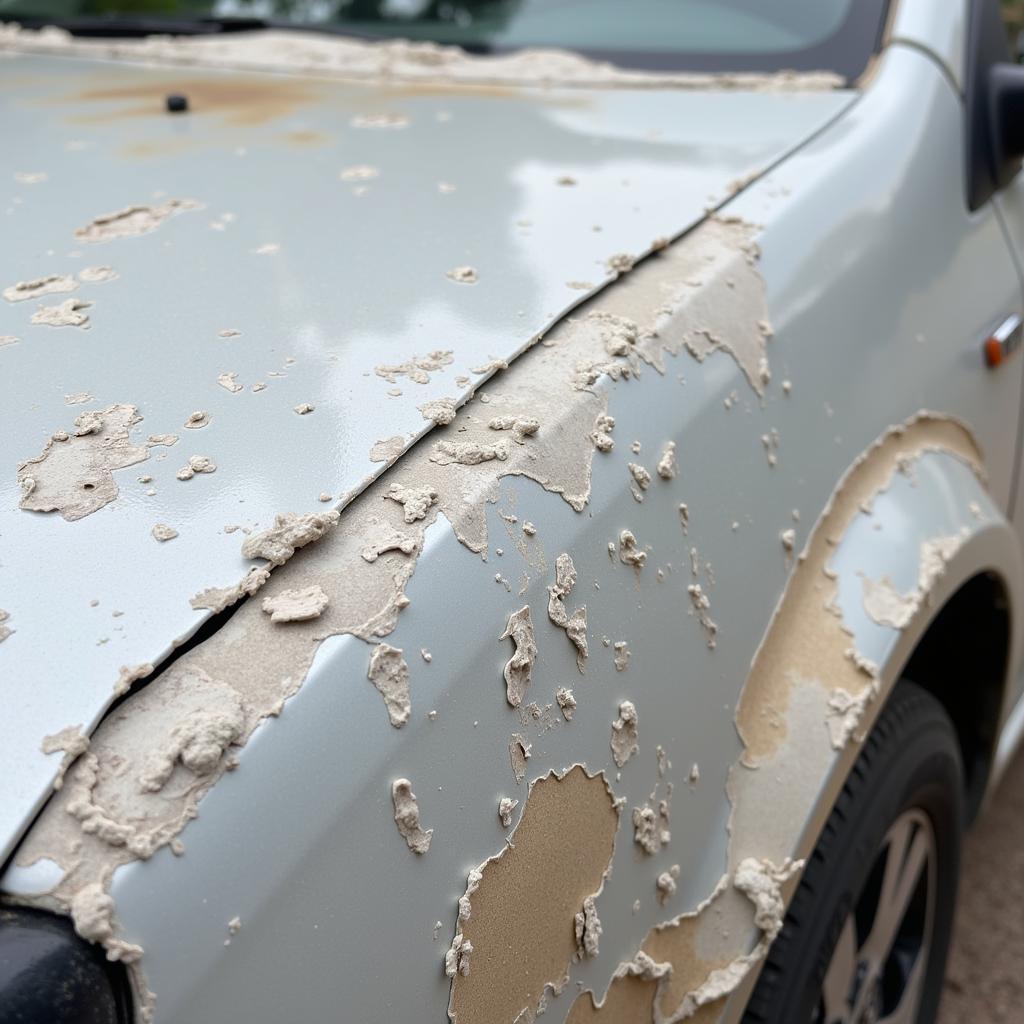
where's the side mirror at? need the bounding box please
[990,63,1024,167]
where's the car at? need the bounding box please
[2,1,1024,1022]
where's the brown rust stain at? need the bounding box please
[449,765,619,1023]
[736,415,981,764]
[60,76,323,126]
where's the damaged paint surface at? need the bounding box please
[0,32,855,877]
[392,778,433,854]
[17,404,150,521]
[6,37,1020,1024]
[448,767,619,1023]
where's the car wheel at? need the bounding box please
[741,681,963,1024]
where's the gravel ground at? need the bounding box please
[938,746,1024,1023]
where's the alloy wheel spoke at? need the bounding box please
[821,914,858,1023]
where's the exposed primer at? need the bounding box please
[548,553,588,671]
[500,606,537,708]
[448,766,619,1023]
[509,733,531,783]
[656,442,678,480]
[241,511,340,566]
[574,894,603,959]
[375,350,453,385]
[40,726,90,791]
[3,273,77,303]
[0,26,844,92]
[73,199,200,243]
[368,643,412,727]
[18,404,148,521]
[31,297,91,328]
[498,796,519,828]
[611,700,639,768]
[391,778,432,854]
[151,524,177,542]
[261,584,330,623]
[420,397,458,425]
[556,687,577,721]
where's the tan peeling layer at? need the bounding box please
[736,415,981,764]
[18,214,777,984]
[0,26,843,92]
[368,643,412,727]
[500,606,537,708]
[17,403,149,521]
[548,553,588,671]
[3,273,77,303]
[73,199,200,243]
[391,778,432,854]
[448,766,619,1024]
[31,297,91,328]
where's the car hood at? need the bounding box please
[0,36,855,858]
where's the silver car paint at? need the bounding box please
[0,52,853,861]
[5,5,1024,1024]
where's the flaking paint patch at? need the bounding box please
[3,273,77,303]
[0,26,843,92]
[18,404,149,521]
[500,606,537,708]
[509,733,531,783]
[657,442,678,480]
[375,350,453,385]
[241,511,340,566]
[16,213,782,992]
[73,199,200,243]
[40,726,90,791]
[548,553,588,671]
[31,297,91,328]
[261,584,330,623]
[448,766,620,1023]
[391,778,432,853]
[370,435,406,463]
[420,397,459,425]
[611,700,639,768]
[368,643,412,727]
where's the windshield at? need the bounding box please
[0,0,890,80]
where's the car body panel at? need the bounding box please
[5,15,1024,1024]
[890,0,969,90]
[0,48,855,861]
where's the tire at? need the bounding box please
[741,681,963,1024]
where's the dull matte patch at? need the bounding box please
[448,766,620,1023]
